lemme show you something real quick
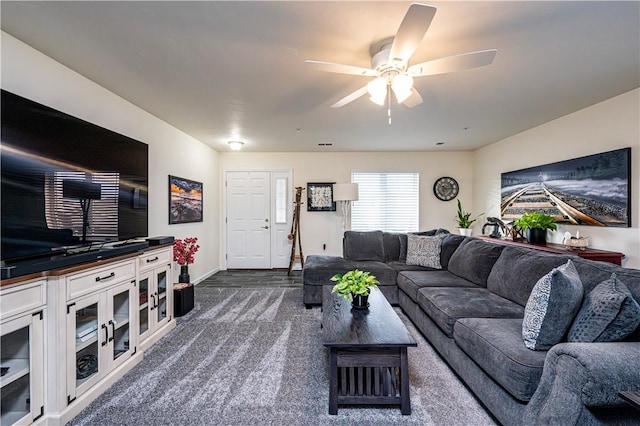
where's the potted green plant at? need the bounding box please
[513,212,557,244]
[456,199,483,236]
[330,269,379,309]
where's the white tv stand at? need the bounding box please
[0,245,176,425]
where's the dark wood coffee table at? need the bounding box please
[322,286,417,415]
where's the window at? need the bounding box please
[351,172,419,232]
[45,171,119,241]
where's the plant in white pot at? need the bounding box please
[456,199,483,236]
[330,269,379,310]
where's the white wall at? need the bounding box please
[220,151,474,263]
[1,32,220,282]
[474,88,640,268]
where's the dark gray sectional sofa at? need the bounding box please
[303,230,640,425]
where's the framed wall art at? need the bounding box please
[307,182,336,211]
[500,147,631,227]
[169,175,203,224]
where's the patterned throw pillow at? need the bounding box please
[567,274,640,342]
[405,234,445,269]
[522,260,584,350]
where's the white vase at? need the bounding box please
[459,228,472,236]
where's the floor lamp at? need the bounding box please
[63,179,102,246]
[333,183,359,234]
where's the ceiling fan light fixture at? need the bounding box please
[228,140,244,151]
[367,76,387,103]
[391,73,413,103]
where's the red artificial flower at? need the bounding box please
[173,237,200,265]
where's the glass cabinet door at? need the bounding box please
[1,322,31,425]
[67,293,103,402]
[156,270,168,324]
[73,303,100,389]
[110,285,131,363]
[138,274,150,340]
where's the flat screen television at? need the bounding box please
[1,90,149,265]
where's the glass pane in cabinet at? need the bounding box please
[75,304,99,386]
[157,271,167,296]
[1,327,30,424]
[112,289,130,360]
[157,295,167,323]
[139,277,149,335]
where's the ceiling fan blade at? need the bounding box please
[305,60,377,77]
[402,87,423,108]
[331,85,370,108]
[408,49,497,77]
[388,3,437,65]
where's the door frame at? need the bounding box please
[222,169,293,270]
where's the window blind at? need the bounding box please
[45,172,119,242]
[351,172,419,232]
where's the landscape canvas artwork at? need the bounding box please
[500,148,631,227]
[169,175,203,224]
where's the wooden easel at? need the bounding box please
[288,187,305,275]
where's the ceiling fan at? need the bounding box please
[305,3,497,110]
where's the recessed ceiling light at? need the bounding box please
[228,140,244,151]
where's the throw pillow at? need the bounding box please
[522,260,584,351]
[567,274,640,342]
[406,234,445,269]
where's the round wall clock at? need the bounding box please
[433,177,459,201]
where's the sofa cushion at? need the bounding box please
[454,318,547,402]
[417,287,525,337]
[567,274,640,342]
[439,234,466,270]
[447,238,504,287]
[382,232,402,262]
[397,270,479,302]
[522,260,583,350]
[343,231,385,262]
[406,234,445,269]
[302,255,354,285]
[487,246,576,307]
[348,261,397,286]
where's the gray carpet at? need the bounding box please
[68,287,496,425]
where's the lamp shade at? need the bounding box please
[333,183,359,201]
[392,73,413,103]
[63,180,102,200]
[367,77,387,105]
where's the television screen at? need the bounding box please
[1,90,149,263]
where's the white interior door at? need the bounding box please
[226,171,271,269]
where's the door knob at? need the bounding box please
[262,226,269,229]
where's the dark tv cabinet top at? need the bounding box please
[475,236,625,266]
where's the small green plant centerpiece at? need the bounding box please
[514,212,557,244]
[330,269,379,310]
[456,199,483,236]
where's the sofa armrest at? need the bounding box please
[524,342,640,424]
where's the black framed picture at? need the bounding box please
[169,175,203,224]
[500,147,631,227]
[307,182,336,211]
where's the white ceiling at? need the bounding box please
[1,1,639,152]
